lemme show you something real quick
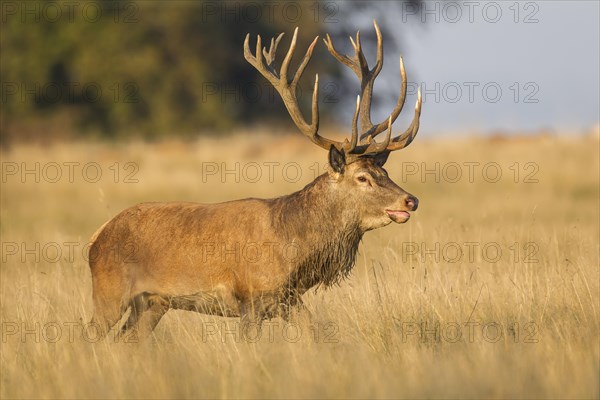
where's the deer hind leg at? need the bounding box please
[118,294,149,337]
[119,293,169,342]
[89,278,129,340]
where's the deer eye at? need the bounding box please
[356,175,368,183]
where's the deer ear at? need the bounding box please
[372,151,390,167]
[328,145,346,174]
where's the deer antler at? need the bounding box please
[244,22,422,161]
[244,28,342,151]
[324,20,422,154]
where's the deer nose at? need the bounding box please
[405,196,419,211]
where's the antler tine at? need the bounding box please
[245,28,343,151]
[372,20,384,77]
[378,116,393,150]
[361,54,408,141]
[311,74,320,133]
[262,33,284,68]
[355,21,381,135]
[262,37,274,63]
[384,116,393,147]
[358,116,392,155]
[347,95,360,153]
[255,34,263,68]
[353,30,370,79]
[323,34,357,74]
[280,27,298,84]
[291,36,319,94]
[349,35,356,51]
[243,33,254,62]
[385,88,422,151]
[356,20,385,135]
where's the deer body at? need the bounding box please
[91,172,368,332]
[89,21,422,339]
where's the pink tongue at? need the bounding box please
[388,210,409,218]
[386,210,410,223]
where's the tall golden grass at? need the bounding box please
[1,130,598,399]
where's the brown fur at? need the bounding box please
[88,156,418,339]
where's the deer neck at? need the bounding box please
[272,173,363,290]
[274,173,361,234]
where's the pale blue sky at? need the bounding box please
[328,1,600,135]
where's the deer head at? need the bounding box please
[244,21,421,231]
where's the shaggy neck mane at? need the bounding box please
[270,174,363,292]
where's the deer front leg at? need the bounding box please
[279,296,313,324]
[239,293,288,340]
[239,299,266,341]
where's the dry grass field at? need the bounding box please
[1,130,599,399]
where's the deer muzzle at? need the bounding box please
[385,195,418,223]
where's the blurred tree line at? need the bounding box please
[1,0,421,143]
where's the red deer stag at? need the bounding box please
[88,21,422,339]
